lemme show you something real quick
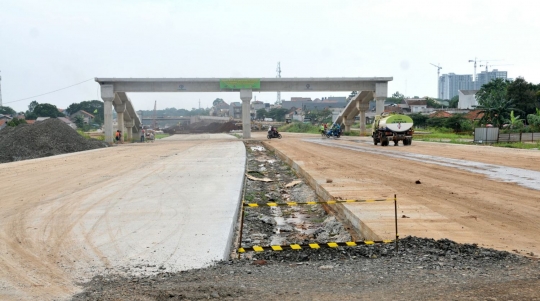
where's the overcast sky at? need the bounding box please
[1,0,539,112]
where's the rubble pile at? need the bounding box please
[0,118,107,163]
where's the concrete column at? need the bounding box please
[375,82,388,115]
[359,110,367,135]
[344,118,354,132]
[115,102,126,143]
[101,85,114,144]
[125,120,134,142]
[240,89,252,139]
[356,102,370,136]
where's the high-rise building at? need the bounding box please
[438,73,474,100]
[475,69,508,89]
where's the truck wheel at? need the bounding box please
[408,138,412,145]
[403,139,409,146]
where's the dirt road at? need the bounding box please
[259,132,540,257]
[0,135,245,301]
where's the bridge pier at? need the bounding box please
[343,118,354,132]
[115,102,126,143]
[356,102,370,136]
[240,89,252,139]
[375,82,388,115]
[126,120,134,142]
[101,85,114,144]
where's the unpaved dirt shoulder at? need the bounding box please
[258,133,540,257]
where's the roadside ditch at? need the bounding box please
[236,141,354,258]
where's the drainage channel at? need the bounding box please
[235,141,356,259]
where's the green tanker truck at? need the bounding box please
[371,113,414,146]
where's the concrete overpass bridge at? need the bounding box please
[334,90,383,135]
[95,77,392,143]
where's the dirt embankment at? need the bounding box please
[164,121,240,135]
[0,118,107,163]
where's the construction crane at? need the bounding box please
[478,63,513,73]
[152,100,157,130]
[468,58,503,81]
[429,63,443,99]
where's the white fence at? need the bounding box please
[475,127,540,143]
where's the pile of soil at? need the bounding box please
[0,118,107,163]
[164,121,240,135]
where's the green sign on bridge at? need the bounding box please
[220,79,260,90]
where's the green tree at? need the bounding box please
[212,98,225,106]
[444,113,469,133]
[7,118,27,127]
[256,108,267,120]
[74,115,85,129]
[449,95,459,108]
[66,100,104,124]
[409,113,429,128]
[28,100,39,113]
[267,108,288,122]
[33,103,65,118]
[0,106,16,116]
[526,108,540,131]
[25,112,38,120]
[506,77,538,116]
[475,80,521,128]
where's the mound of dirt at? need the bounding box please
[0,118,107,163]
[165,121,240,135]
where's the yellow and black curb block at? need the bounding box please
[243,199,393,207]
[239,240,394,253]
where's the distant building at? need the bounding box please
[475,69,508,89]
[402,98,428,113]
[439,73,474,100]
[458,90,479,109]
[229,102,242,119]
[58,117,77,129]
[70,110,95,124]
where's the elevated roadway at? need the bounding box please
[95,77,392,142]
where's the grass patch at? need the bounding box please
[155,133,170,139]
[244,193,255,202]
[77,130,91,139]
[341,131,360,136]
[279,122,320,134]
[492,142,540,150]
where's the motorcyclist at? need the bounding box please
[268,126,278,137]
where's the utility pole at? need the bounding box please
[276,62,281,104]
[429,63,442,99]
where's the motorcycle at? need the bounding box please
[325,128,341,138]
[267,130,282,139]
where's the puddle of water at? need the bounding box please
[306,139,540,191]
[251,146,266,152]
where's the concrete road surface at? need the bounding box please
[0,134,245,301]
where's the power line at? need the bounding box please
[2,78,95,105]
